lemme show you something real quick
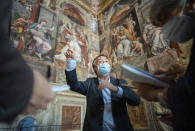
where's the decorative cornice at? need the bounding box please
[73,0,116,16]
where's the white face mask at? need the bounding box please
[97,63,111,76]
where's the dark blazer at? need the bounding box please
[167,12,195,131]
[0,0,33,123]
[167,36,195,131]
[65,69,140,131]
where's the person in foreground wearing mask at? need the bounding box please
[0,0,55,123]
[132,0,195,131]
[65,47,140,131]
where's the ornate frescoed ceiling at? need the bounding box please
[73,0,116,16]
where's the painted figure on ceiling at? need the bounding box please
[125,15,137,41]
[142,18,155,56]
[112,15,144,58]
[142,19,155,45]
[29,20,54,61]
[116,35,131,58]
[11,16,28,33]
[11,16,29,51]
[68,33,83,62]
[131,37,144,56]
[111,27,119,49]
[78,30,88,67]
[116,25,132,59]
[142,18,170,56]
[110,49,118,66]
[55,24,88,66]
[150,27,170,55]
[55,32,82,63]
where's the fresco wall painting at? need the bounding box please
[9,0,192,130]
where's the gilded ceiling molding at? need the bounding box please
[73,0,116,16]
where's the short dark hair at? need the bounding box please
[149,0,184,26]
[92,54,108,67]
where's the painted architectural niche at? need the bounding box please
[61,106,81,130]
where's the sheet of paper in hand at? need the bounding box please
[121,63,169,88]
[52,85,70,92]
